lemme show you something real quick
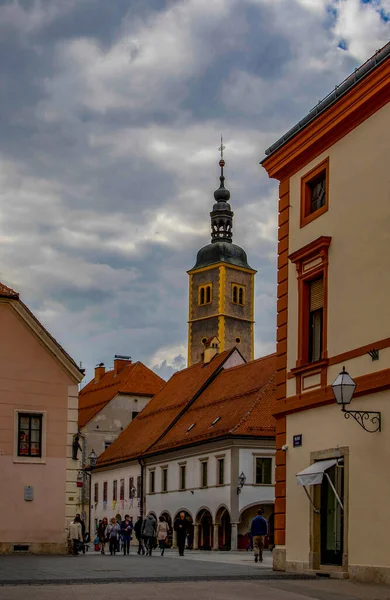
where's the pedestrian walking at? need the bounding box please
[134,516,145,555]
[250,508,268,563]
[121,514,133,555]
[76,513,87,553]
[142,513,157,556]
[98,517,108,554]
[68,516,83,556]
[157,516,169,556]
[105,517,121,556]
[174,512,188,557]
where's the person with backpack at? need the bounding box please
[250,508,268,563]
[105,517,121,556]
[121,515,133,555]
[142,513,157,556]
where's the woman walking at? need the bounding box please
[105,517,121,556]
[98,517,108,555]
[157,516,169,556]
[121,515,133,555]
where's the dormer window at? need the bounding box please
[210,416,221,427]
[232,284,245,306]
[199,284,212,306]
[187,423,195,432]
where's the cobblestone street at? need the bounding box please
[1,552,390,600]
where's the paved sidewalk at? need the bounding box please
[1,579,390,600]
[0,550,304,586]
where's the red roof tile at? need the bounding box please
[0,281,19,299]
[147,354,276,454]
[96,350,235,467]
[79,362,165,428]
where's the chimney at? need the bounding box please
[114,355,132,376]
[94,363,105,383]
[203,338,220,364]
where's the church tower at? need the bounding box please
[187,143,256,366]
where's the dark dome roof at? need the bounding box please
[192,241,253,270]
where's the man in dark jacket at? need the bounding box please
[174,512,188,557]
[134,516,145,555]
[250,509,268,563]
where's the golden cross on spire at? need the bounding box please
[218,135,225,160]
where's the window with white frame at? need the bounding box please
[217,458,225,485]
[200,461,208,488]
[179,464,186,490]
[17,413,43,457]
[255,457,272,484]
[161,467,168,492]
[149,470,155,493]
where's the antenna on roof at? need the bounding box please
[115,354,131,360]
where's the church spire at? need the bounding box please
[210,136,234,243]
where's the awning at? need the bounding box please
[296,459,337,487]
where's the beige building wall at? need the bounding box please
[82,393,152,458]
[287,101,390,384]
[0,301,82,553]
[282,100,390,582]
[285,390,390,580]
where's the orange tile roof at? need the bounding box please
[0,281,19,299]
[96,349,235,467]
[146,353,276,454]
[79,362,165,428]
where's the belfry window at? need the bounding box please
[232,284,245,306]
[198,284,212,306]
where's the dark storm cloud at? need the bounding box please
[0,0,388,381]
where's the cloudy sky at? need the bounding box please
[0,0,389,381]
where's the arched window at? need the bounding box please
[200,287,205,305]
[238,287,244,305]
[233,286,238,303]
[206,285,211,304]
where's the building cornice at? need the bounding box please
[262,56,390,181]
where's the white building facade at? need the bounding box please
[144,439,275,551]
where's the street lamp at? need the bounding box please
[88,449,97,468]
[86,449,98,535]
[237,471,246,494]
[331,367,381,433]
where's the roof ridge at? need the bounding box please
[120,361,140,390]
[189,385,264,411]
[221,352,276,373]
[229,373,276,435]
[0,281,19,298]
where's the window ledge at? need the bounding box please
[253,483,274,487]
[13,457,46,465]
[290,358,328,377]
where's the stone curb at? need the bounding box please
[0,573,317,587]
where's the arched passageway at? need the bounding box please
[195,508,213,550]
[238,504,274,550]
[215,506,231,551]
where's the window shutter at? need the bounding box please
[309,278,324,311]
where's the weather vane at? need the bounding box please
[218,135,225,161]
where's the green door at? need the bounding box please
[320,465,344,565]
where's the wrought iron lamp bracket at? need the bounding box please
[341,407,381,433]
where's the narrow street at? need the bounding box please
[1,552,390,599]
